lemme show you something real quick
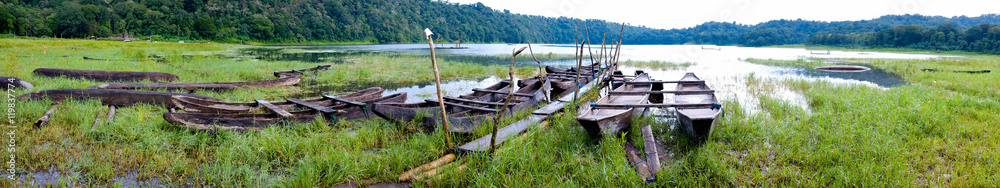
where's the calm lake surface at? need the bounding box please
[245,44,952,111]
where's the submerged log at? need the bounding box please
[33,68,179,82]
[33,104,58,128]
[1,76,34,90]
[273,65,333,77]
[17,89,221,107]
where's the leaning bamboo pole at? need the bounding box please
[424,28,451,146]
[491,47,528,152]
[527,42,549,102]
[573,40,584,105]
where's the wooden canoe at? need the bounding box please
[519,76,576,96]
[575,73,652,139]
[370,102,493,133]
[89,76,301,91]
[33,68,179,82]
[815,65,871,72]
[172,87,384,113]
[163,92,407,131]
[17,89,221,107]
[1,76,33,90]
[273,65,333,77]
[674,73,722,142]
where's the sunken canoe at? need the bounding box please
[33,68,179,82]
[815,65,871,72]
[1,76,33,90]
[89,76,301,91]
[163,92,406,131]
[575,73,652,139]
[370,102,493,133]
[17,89,221,107]
[674,73,722,142]
[273,65,333,77]
[172,87,384,113]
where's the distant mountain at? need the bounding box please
[1,0,998,46]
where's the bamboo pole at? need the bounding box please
[527,42,549,102]
[105,105,116,126]
[33,103,58,129]
[490,46,527,152]
[584,24,596,75]
[573,40,584,105]
[425,28,451,146]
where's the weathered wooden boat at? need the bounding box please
[674,73,722,142]
[519,76,577,96]
[215,76,301,87]
[89,76,301,91]
[815,65,871,72]
[372,79,550,133]
[33,68,179,82]
[273,65,333,77]
[1,76,33,89]
[172,87,384,113]
[575,73,652,139]
[17,89,221,107]
[163,92,407,131]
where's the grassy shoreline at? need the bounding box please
[3,38,998,186]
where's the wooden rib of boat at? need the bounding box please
[163,92,406,131]
[33,68,179,82]
[17,89,221,107]
[273,65,333,77]
[575,73,652,139]
[172,87,384,113]
[372,79,549,133]
[815,65,871,72]
[674,73,722,142]
[1,76,33,89]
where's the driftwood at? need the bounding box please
[33,104,58,128]
[921,68,990,74]
[273,65,333,77]
[33,68,179,82]
[91,110,103,131]
[1,76,34,90]
[18,89,221,108]
[399,154,456,182]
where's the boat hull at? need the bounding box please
[674,73,722,142]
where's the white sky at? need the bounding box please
[443,0,1000,29]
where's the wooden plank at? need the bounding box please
[591,103,714,108]
[609,90,715,95]
[322,94,366,106]
[451,115,546,153]
[471,89,534,97]
[105,105,116,126]
[90,111,102,131]
[286,98,337,114]
[424,99,499,113]
[624,141,656,182]
[256,99,294,117]
[641,125,660,175]
[33,104,58,128]
[442,97,511,106]
[532,101,565,115]
[399,154,456,181]
[626,80,705,85]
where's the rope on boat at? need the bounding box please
[712,102,725,119]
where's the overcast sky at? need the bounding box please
[444,0,1000,29]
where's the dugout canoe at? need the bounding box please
[1,76,33,90]
[815,65,871,72]
[17,89,221,107]
[674,73,722,142]
[89,76,301,91]
[273,65,333,77]
[33,68,179,82]
[575,72,652,139]
[163,92,406,131]
[172,87,384,113]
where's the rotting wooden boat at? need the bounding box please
[372,79,550,133]
[89,76,301,91]
[674,73,722,142]
[171,87,384,113]
[273,65,333,77]
[163,92,406,131]
[1,76,33,89]
[519,76,577,96]
[815,65,871,72]
[17,89,221,107]
[575,73,652,139]
[33,68,179,82]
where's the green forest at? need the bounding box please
[1,0,999,53]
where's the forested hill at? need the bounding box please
[1,0,999,46]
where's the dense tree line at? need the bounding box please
[808,23,1000,54]
[1,0,999,49]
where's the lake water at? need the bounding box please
[246,44,950,110]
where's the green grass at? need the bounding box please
[620,60,696,71]
[3,38,998,187]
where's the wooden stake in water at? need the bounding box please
[526,42,549,102]
[491,47,527,152]
[425,28,451,147]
